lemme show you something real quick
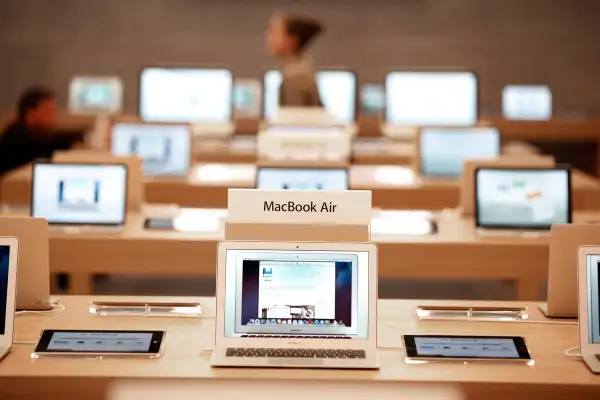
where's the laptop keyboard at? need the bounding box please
[226,348,366,359]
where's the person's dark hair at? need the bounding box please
[282,13,324,54]
[17,86,55,121]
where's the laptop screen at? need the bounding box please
[224,249,369,338]
[475,168,571,229]
[139,68,233,123]
[256,168,349,190]
[586,255,600,344]
[502,85,552,121]
[32,164,128,225]
[419,127,500,177]
[0,245,9,335]
[69,77,123,115]
[263,70,356,123]
[111,123,191,176]
[386,71,478,126]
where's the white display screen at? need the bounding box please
[386,71,478,125]
[360,84,385,115]
[256,168,348,190]
[32,164,127,225]
[139,68,232,123]
[111,123,191,176]
[502,85,552,121]
[475,169,571,228]
[224,249,369,338]
[47,332,152,352]
[585,255,600,344]
[263,70,356,123]
[69,77,122,114]
[414,337,520,358]
[419,128,500,177]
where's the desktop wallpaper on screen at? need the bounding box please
[240,260,352,326]
[0,245,10,335]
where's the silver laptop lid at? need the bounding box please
[224,248,369,338]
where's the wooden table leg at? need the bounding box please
[68,273,94,295]
[516,279,541,301]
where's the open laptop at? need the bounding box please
[211,241,378,369]
[474,166,571,231]
[540,224,600,318]
[256,167,349,191]
[0,237,18,361]
[0,217,50,311]
[110,122,191,177]
[31,163,128,227]
[416,127,500,179]
[577,246,600,373]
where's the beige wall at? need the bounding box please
[0,0,599,115]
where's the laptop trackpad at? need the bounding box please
[268,358,324,366]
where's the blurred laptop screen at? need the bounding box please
[32,164,127,226]
[69,77,123,115]
[264,70,356,123]
[139,68,232,123]
[386,71,478,125]
[257,168,349,190]
[420,128,500,177]
[111,123,191,176]
[502,85,552,121]
[475,168,571,229]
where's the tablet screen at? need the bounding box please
[256,168,349,190]
[35,330,164,354]
[419,128,500,177]
[139,68,232,123]
[386,71,478,126]
[111,123,191,176]
[475,168,571,229]
[410,336,524,359]
[32,164,127,225]
[263,70,356,123]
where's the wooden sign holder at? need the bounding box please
[52,150,144,213]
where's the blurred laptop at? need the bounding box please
[540,224,600,318]
[0,217,51,310]
[211,241,379,369]
[417,127,500,179]
[110,123,191,177]
[0,237,18,361]
[577,246,600,373]
[256,167,348,191]
[474,167,571,232]
[31,163,128,228]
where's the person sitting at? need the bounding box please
[0,87,85,177]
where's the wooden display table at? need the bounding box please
[5,164,597,211]
[0,296,598,400]
[2,206,596,299]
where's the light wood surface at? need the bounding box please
[192,136,414,165]
[3,163,599,210]
[0,295,598,400]
[3,206,598,299]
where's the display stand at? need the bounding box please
[460,155,555,215]
[53,150,144,213]
[224,189,372,242]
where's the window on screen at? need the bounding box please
[386,71,478,126]
[139,68,232,123]
[263,70,356,123]
[240,259,352,327]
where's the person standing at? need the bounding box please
[265,12,325,107]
